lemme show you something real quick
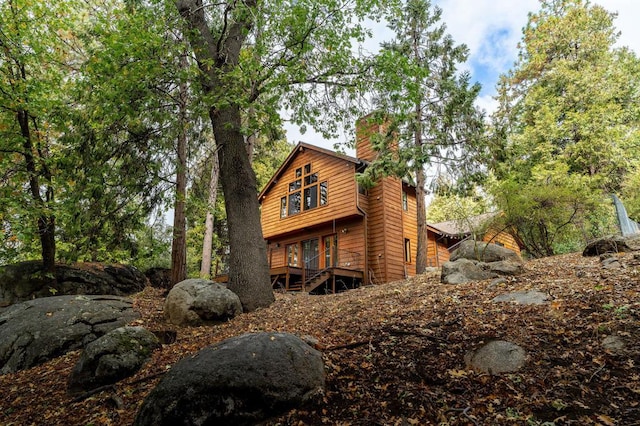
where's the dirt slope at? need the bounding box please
[1,252,638,425]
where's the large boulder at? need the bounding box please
[442,241,524,284]
[164,279,242,326]
[0,295,139,374]
[68,326,160,396]
[582,236,636,256]
[0,261,147,308]
[450,240,522,263]
[134,332,325,426]
[441,259,498,284]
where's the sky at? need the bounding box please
[283,0,640,153]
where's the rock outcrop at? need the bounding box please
[0,261,147,308]
[0,295,139,374]
[134,332,325,426]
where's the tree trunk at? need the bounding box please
[17,108,56,272]
[200,148,219,279]
[176,0,273,310]
[170,62,189,285]
[415,166,428,273]
[211,105,273,311]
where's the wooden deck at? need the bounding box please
[214,266,364,294]
[270,266,363,294]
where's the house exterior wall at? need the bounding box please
[260,147,360,240]
[426,229,452,267]
[482,229,521,255]
[265,217,365,270]
[258,117,420,288]
[402,184,418,276]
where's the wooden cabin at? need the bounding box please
[426,212,521,266]
[258,118,418,293]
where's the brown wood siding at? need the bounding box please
[355,117,382,162]
[384,178,406,282]
[265,218,366,270]
[426,229,451,267]
[402,185,418,276]
[364,176,409,282]
[482,229,521,255]
[261,148,360,239]
[366,180,387,284]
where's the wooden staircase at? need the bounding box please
[304,268,332,293]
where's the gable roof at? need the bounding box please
[427,212,498,239]
[258,142,362,202]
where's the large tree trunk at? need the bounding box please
[200,148,219,279]
[176,0,273,310]
[211,106,273,311]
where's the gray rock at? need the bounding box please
[144,267,172,291]
[601,256,622,269]
[450,240,522,263]
[442,241,525,284]
[465,340,526,374]
[0,295,139,374]
[487,260,525,276]
[68,326,160,395]
[492,290,549,305]
[0,261,147,308]
[488,277,508,289]
[164,279,242,326]
[441,259,498,284]
[134,332,325,426]
[602,335,626,354]
[583,237,633,256]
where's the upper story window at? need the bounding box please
[402,190,408,211]
[280,163,327,218]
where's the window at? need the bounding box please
[288,191,301,215]
[282,163,327,217]
[304,173,317,185]
[404,238,411,263]
[304,185,318,210]
[320,181,328,205]
[289,180,301,191]
[402,190,408,211]
[286,244,299,266]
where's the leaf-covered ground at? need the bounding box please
[1,252,639,425]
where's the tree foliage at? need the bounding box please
[0,0,190,267]
[486,0,640,254]
[356,0,483,273]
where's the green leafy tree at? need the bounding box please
[174,0,394,310]
[487,0,640,253]
[621,163,640,221]
[56,0,188,264]
[426,190,489,224]
[357,0,483,273]
[0,0,84,270]
[489,162,609,257]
